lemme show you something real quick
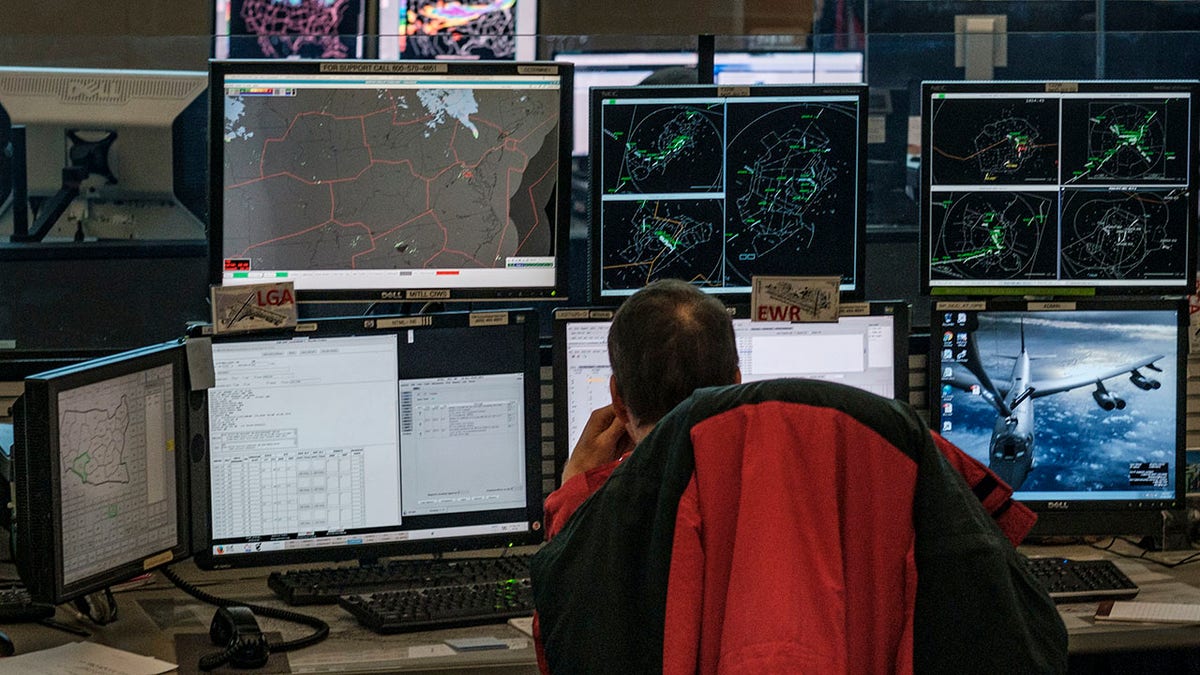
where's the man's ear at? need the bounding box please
[734,367,742,384]
[610,375,632,426]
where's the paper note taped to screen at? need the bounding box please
[211,281,298,335]
[751,276,840,322]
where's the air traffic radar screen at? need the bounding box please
[590,84,868,300]
[210,59,572,302]
[921,81,1199,294]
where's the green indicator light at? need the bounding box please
[275,272,289,278]
[233,272,250,278]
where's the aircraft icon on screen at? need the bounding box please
[943,322,1164,490]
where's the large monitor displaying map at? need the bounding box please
[921,80,1200,294]
[210,60,573,302]
[589,84,867,300]
[12,341,190,604]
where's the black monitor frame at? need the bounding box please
[928,297,1187,537]
[12,340,192,604]
[208,59,574,304]
[551,300,908,484]
[188,308,545,570]
[920,80,1200,296]
[588,83,869,303]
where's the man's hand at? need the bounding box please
[561,405,634,484]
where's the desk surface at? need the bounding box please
[6,542,1200,671]
[1021,540,1200,655]
[3,559,540,674]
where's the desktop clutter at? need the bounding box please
[0,41,1199,673]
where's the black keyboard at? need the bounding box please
[1022,557,1140,603]
[338,578,535,634]
[0,581,56,623]
[267,553,533,605]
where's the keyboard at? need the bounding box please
[1022,557,1140,603]
[338,578,535,634]
[267,553,533,605]
[0,581,56,623]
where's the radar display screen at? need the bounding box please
[590,85,867,299]
[922,81,1199,293]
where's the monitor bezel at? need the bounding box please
[208,59,574,304]
[551,300,908,486]
[189,308,545,570]
[919,79,1200,297]
[13,341,191,604]
[927,297,1187,537]
[587,83,869,304]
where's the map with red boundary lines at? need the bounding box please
[222,85,559,272]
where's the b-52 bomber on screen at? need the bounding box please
[944,324,1164,490]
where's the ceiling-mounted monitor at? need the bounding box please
[377,0,537,61]
[214,0,368,59]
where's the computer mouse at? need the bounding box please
[0,629,14,657]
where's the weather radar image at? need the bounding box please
[934,302,1182,505]
[592,85,866,298]
[212,61,570,301]
[216,0,367,59]
[922,81,1198,293]
[385,0,523,60]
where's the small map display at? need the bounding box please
[222,80,560,275]
[597,93,862,294]
[396,0,519,60]
[57,365,177,586]
[226,0,366,59]
[925,87,1195,289]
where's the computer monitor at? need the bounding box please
[590,84,868,300]
[189,309,544,569]
[210,59,573,303]
[0,67,208,241]
[214,0,368,59]
[377,0,538,61]
[0,242,210,380]
[552,301,907,476]
[11,340,191,604]
[555,51,865,157]
[930,298,1186,537]
[921,80,1200,294]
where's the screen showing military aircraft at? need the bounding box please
[932,301,1182,504]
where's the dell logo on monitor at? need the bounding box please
[65,79,125,103]
[1046,502,1070,510]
